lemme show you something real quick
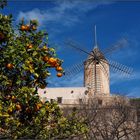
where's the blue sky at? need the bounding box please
[1,0,140,97]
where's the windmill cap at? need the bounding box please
[87,47,106,60]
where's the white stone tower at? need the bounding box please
[84,26,110,97]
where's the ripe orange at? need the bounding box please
[43,56,49,62]
[27,44,33,49]
[16,104,21,110]
[36,103,42,110]
[20,25,26,31]
[56,66,63,71]
[6,63,14,69]
[48,58,57,66]
[25,25,30,31]
[57,72,63,77]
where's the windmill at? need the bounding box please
[64,25,133,97]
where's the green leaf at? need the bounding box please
[35,117,40,124]
[30,69,35,73]
[33,51,38,56]
[40,107,46,116]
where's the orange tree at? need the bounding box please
[0,2,88,139]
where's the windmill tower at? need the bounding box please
[64,26,132,99]
[84,26,110,97]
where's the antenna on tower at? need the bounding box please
[94,25,98,48]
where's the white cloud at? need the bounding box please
[18,9,46,26]
[17,1,114,27]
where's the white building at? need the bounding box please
[38,87,88,107]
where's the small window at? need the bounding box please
[57,97,62,104]
[98,99,102,105]
[85,90,88,95]
[79,98,82,104]
[71,90,74,93]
